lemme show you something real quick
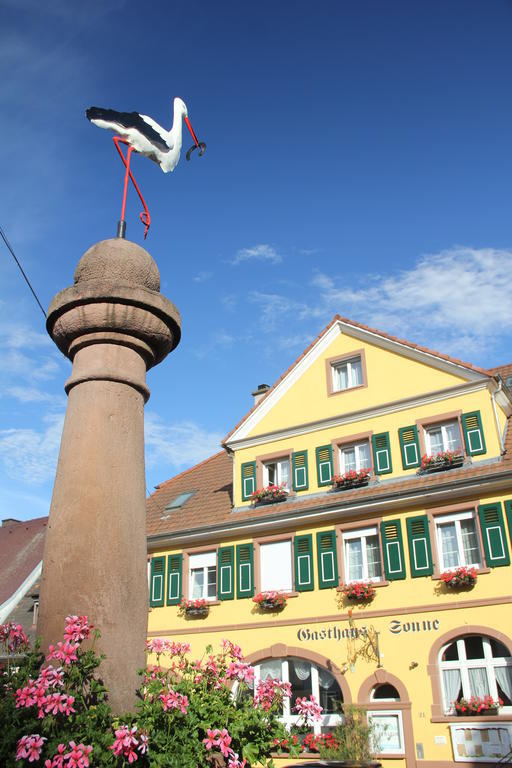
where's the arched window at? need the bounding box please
[253,657,343,734]
[370,683,400,701]
[439,635,512,713]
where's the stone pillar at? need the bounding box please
[38,238,180,713]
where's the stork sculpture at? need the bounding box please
[86,97,206,238]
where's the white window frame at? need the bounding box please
[263,457,291,489]
[332,356,363,392]
[425,420,463,455]
[368,710,405,755]
[188,551,217,601]
[253,658,343,735]
[439,635,512,714]
[259,540,293,592]
[339,441,371,474]
[343,526,383,583]
[435,510,483,572]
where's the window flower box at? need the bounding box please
[441,566,477,589]
[454,695,502,715]
[420,449,464,473]
[331,468,371,491]
[340,581,376,602]
[250,483,288,505]
[179,598,209,618]
[253,590,287,611]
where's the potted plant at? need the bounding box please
[250,483,288,505]
[331,468,371,491]
[253,590,287,611]
[454,695,502,716]
[340,582,376,602]
[441,566,477,589]
[303,704,381,766]
[179,598,209,617]
[420,448,464,473]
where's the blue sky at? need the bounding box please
[1,0,512,521]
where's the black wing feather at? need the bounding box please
[85,107,169,153]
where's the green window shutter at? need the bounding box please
[236,543,254,598]
[461,411,486,456]
[316,445,333,486]
[406,516,433,577]
[166,554,182,605]
[292,451,309,491]
[149,556,166,607]
[316,530,339,588]
[478,503,510,567]
[505,500,512,547]
[241,461,256,501]
[372,432,393,475]
[217,546,235,600]
[398,426,420,470]
[294,534,314,591]
[381,520,406,580]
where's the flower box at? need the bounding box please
[340,581,376,602]
[253,591,287,610]
[454,695,502,716]
[441,566,477,589]
[251,483,288,505]
[420,450,464,474]
[179,598,209,618]
[331,469,371,492]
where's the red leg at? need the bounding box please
[113,137,151,239]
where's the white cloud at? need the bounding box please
[231,244,283,266]
[0,413,64,484]
[6,386,61,403]
[144,413,223,471]
[249,292,311,331]
[193,271,213,283]
[310,247,512,358]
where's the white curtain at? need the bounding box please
[318,668,335,689]
[495,667,512,701]
[468,667,490,697]
[259,660,282,680]
[442,669,462,709]
[293,660,311,681]
[351,359,363,387]
[278,459,290,489]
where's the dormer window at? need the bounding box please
[339,440,371,474]
[332,356,363,392]
[425,420,462,455]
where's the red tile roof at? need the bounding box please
[222,314,492,444]
[0,517,47,606]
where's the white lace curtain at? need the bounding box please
[292,660,311,680]
[495,667,512,701]
[443,669,461,709]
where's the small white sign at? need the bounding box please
[435,736,447,745]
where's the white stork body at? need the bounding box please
[86,97,191,173]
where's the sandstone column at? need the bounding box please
[38,238,180,712]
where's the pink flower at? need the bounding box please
[38,665,64,690]
[203,728,221,750]
[46,641,79,665]
[63,615,92,643]
[110,726,139,763]
[226,661,255,684]
[64,741,93,768]
[217,729,233,757]
[294,695,323,724]
[159,689,189,714]
[16,734,46,762]
[228,752,247,768]
[43,693,76,716]
[254,678,292,710]
[1,622,29,653]
[43,744,66,768]
[222,639,243,659]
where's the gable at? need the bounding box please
[227,321,487,444]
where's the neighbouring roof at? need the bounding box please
[222,315,493,445]
[0,517,47,607]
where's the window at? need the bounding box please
[368,711,405,754]
[253,657,343,734]
[260,540,292,592]
[343,527,383,582]
[263,458,290,489]
[371,684,400,701]
[189,552,216,601]
[439,635,512,714]
[339,441,371,474]
[165,491,195,510]
[332,357,363,392]
[435,511,482,571]
[425,420,462,455]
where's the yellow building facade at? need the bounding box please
[147,316,512,768]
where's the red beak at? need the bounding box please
[184,116,199,147]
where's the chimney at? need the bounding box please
[252,383,270,405]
